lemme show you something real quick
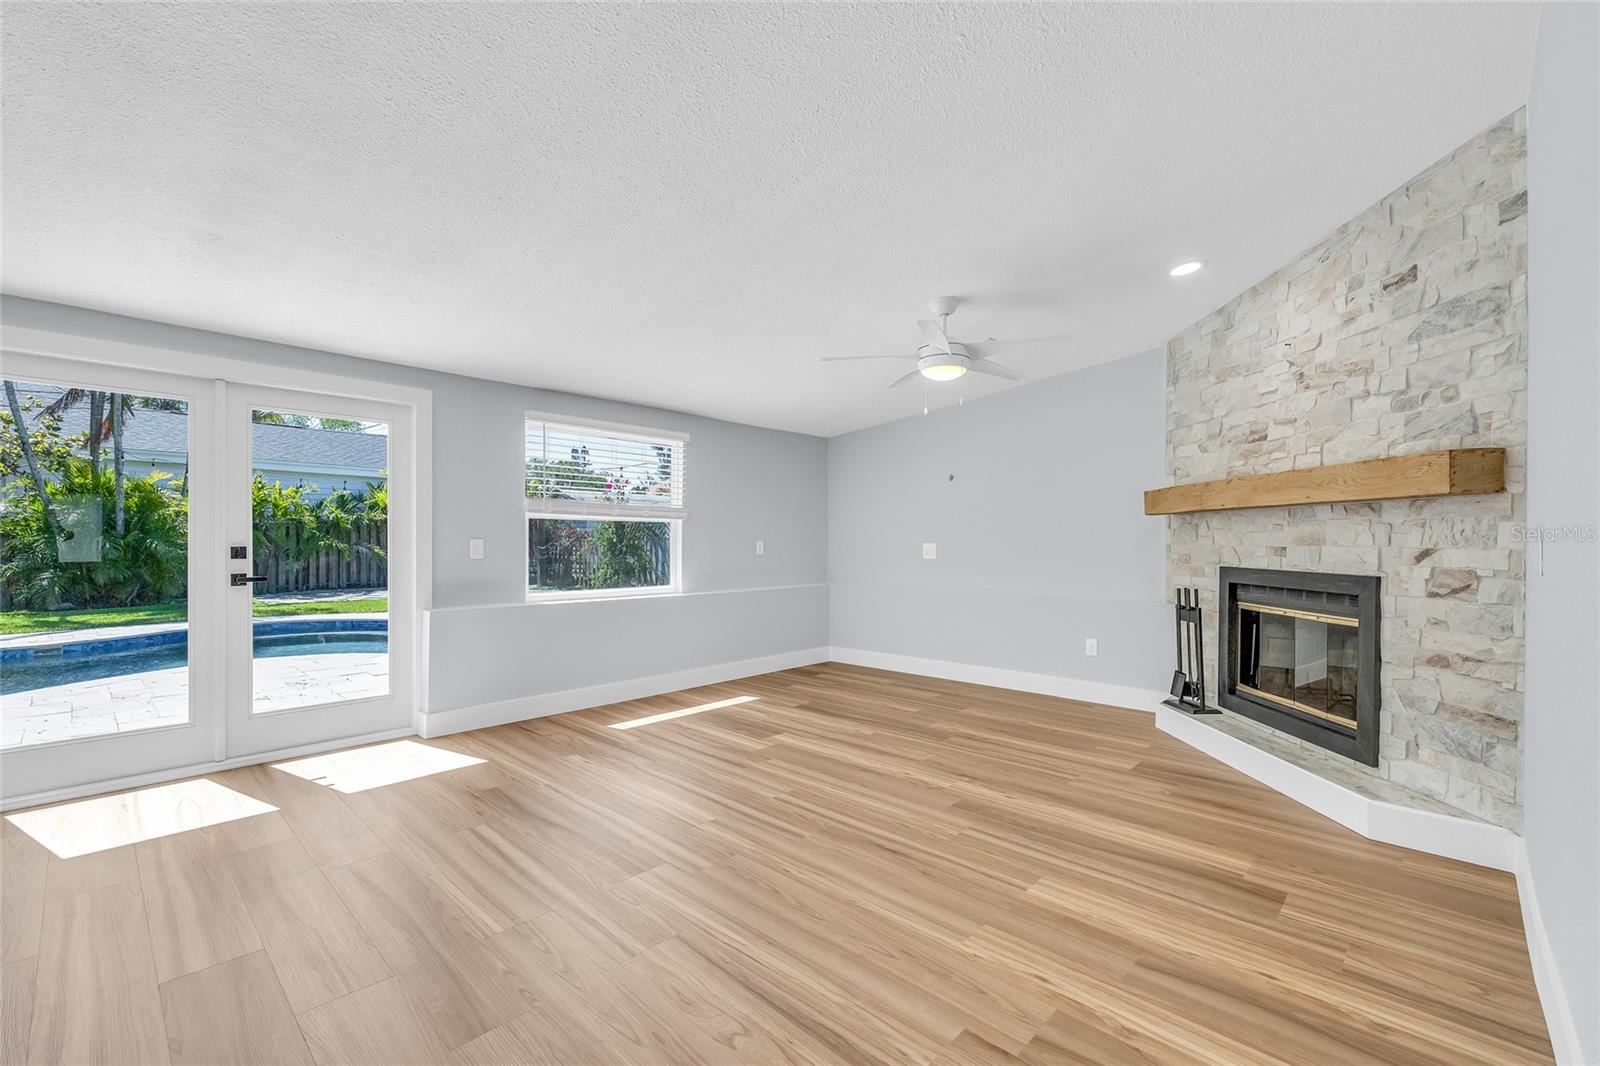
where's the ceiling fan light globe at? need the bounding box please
[919,362,968,382]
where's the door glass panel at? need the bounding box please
[1,380,191,748]
[248,408,389,714]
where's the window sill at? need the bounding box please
[427,584,827,616]
[525,586,680,605]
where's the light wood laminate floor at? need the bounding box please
[1,663,1553,1065]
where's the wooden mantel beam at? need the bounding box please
[1144,448,1506,516]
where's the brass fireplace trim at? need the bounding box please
[1236,682,1357,728]
[1236,601,1360,628]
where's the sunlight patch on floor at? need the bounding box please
[6,779,278,858]
[608,694,759,730]
[272,739,485,793]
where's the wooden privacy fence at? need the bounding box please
[256,520,387,594]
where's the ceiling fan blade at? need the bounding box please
[965,333,1073,363]
[917,319,951,354]
[965,360,1022,381]
[889,368,923,389]
[820,355,913,362]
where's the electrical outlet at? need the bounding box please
[755,540,765,556]
[922,542,937,560]
[1085,638,1098,657]
[469,538,484,560]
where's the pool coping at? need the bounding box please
[0,613,388,661]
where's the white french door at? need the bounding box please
[222,385,414,758]
[0,354,222,802]
[1,354,417,806]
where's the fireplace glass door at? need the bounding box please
[1219,568,1379,766]
[1235,602,1360,729]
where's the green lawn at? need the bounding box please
[0,597,388,635]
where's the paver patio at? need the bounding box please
[1,652,388,748]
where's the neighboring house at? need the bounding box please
[6,384,387,500]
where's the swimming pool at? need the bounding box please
[0,619,388,695]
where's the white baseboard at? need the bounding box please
[1516,842,1587,1066]
[0,726,417,812]
[417,646,831,737]
[826,646,1168,714]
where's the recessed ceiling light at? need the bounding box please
[1169,261,1204,277]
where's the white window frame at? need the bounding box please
[524,412,687,603]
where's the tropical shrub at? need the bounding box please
[0,467,391,610]
[590,520,668,589]
[0,394,74,485]
[251,477,388,577]
[0,460,188,609]
[527,516,670,592]
[252,476,341,566]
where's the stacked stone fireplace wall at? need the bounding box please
[1165,111,1527,830]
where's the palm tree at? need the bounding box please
[2,380,63,541]
[87,391,105,476]
[41,388,136,533]
[253,410,366,432]
[112,395,127,534]
[253,410,313,427]
[42,387,107,476]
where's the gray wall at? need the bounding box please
[828,350,1169,693]
[427,584,826,716]
[1,296,831,716]
[1524,2,1599,1059]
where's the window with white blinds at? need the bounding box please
[524,414,687,520]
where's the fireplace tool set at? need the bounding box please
[1165,586,1218,714]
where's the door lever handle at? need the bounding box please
[230,573,268,587]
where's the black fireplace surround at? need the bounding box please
[1218,567,1381,766]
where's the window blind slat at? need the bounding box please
[525,417,686,520]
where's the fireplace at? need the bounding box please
[1218,567,1380,766]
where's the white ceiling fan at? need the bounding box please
[822,297,1070,389]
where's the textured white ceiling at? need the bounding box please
[2,3,1539,436]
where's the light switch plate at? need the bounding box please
[469,538,484,560]
[922,542,937,560]
[755,540,765,556]
[1085,638,1098,657]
